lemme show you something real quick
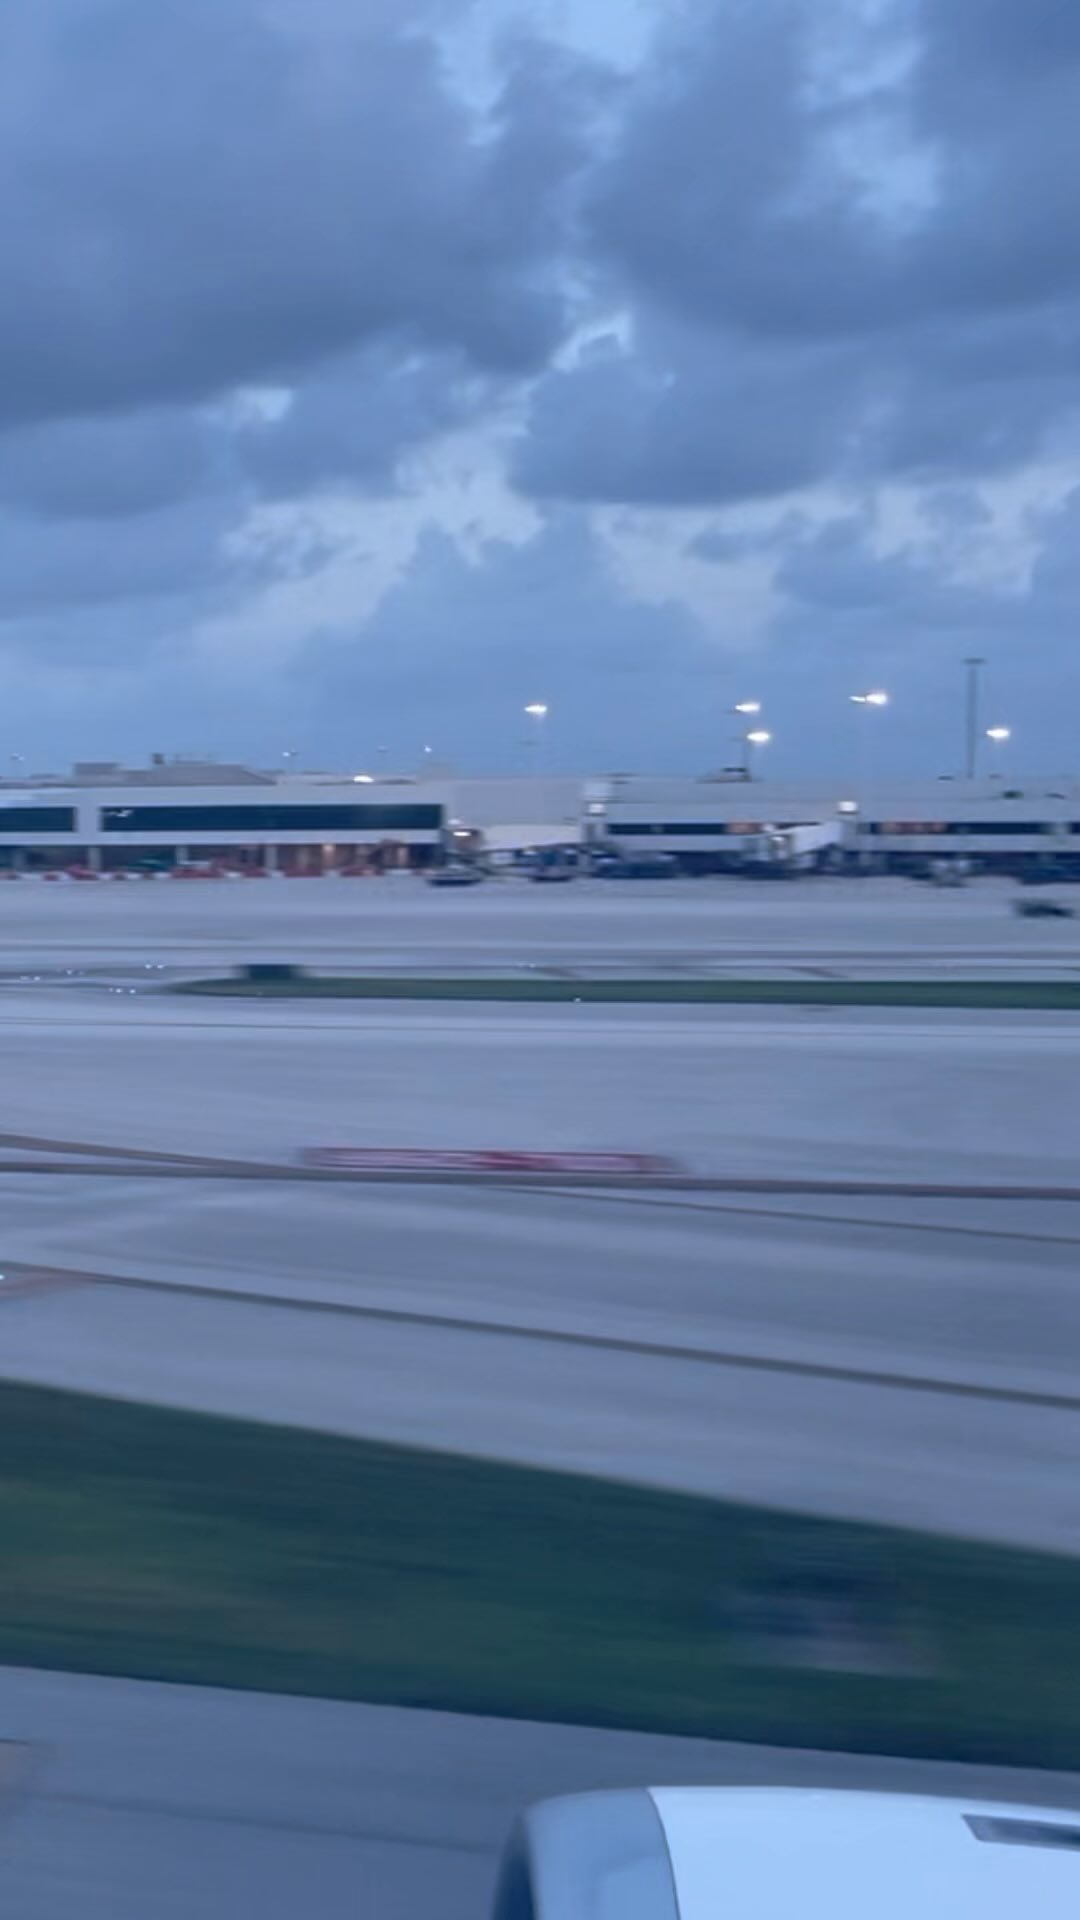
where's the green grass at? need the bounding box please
[3,1380,1080,1766]
[176,975,1080,1008]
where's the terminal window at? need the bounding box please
[0,807,76,833]
[100,804,444,834]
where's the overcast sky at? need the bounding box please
[2,0,1078,779]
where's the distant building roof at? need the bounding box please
[65,760,275,787]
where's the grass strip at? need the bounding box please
[175,975,1080,1008]
[2,1380,1080,1766]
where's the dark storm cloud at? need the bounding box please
[0,493,253,627]
[586,0,1080,339]
[5,0,1078,525]
[1022,488,1080,609]
[5,0,1080,774]
[929,0,1080,66]
[911,1,1080,324]
[0,410,223,519]
[0,0,579,433]
[515,0,1080,507]
[0,354,476,520]
[584,0,900,345]
[235,349,480,500]
[516,318,866,505]
[772,515,999,628]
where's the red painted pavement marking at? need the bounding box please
[300,1148,680,1175]
[0,1266,90,1302]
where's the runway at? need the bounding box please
[2,871,1080,977]
[2,989,1080,1186]
[2,985,1080,1546]
[3,1667,1080,1920]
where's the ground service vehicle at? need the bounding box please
[1014,897,1074,918]
[593,853,679,879]
[527,847,580,881]
[428,864,485,888]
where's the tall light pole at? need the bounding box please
[524,703,548,769]
[986,725,1010,772]
[744,729,771,779]
[965,656,985,781]
[732,701,761,777]
[850,691,889,870]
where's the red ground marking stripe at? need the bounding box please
[300,1148,680,1175]
[0,1265,91,1302]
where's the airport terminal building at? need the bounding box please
[1,758,1079,877]
[0,761,448,875]
[0,764,588,876]
[591,775,1080,875]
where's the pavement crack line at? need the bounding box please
[12,1783,489,1855]
[2,1258,1078,1417]
[523,1187,1080,1249]
[4,1155,1080,1249]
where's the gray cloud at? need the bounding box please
[715,499,1080,781]
[772,515,1000,628]
[0,492,250,629]
[6,488,1080,780]
[514,0,1080,507]
[586,0,896,343]
[6,0,1079,526]
[275,490,1080,782]
[235,349,481,500]
[515,317,867,505]
[587,0,1080,339]
[0,0,580,433]
[868,316,1080,479]
[297,511,718,767]
[2,0,1080,779]
[912,4,1080,326]
[768,491,1080,664]
[0,410,223,520]
[688,522,790,564]
[929,0,1080,66]
[0,1,613,535]
[0,351,476,522]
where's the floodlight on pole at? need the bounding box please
[849,692,888,871]
[964,656,985,779]
[524,702,549,768]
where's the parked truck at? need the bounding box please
[736,821,843,876]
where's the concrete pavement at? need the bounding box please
[3,1667,1080,1920]
[1,872,1080,975]
[2,991,1080,1186]
[3,1176,1080,1548]
[2,986,1080,1546]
